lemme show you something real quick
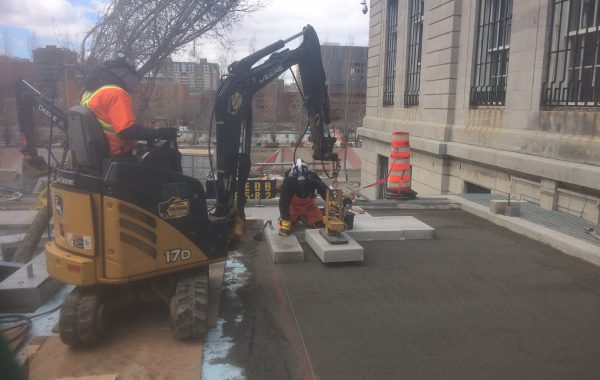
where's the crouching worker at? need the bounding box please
[279,159,330,236]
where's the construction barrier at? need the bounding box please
[386,132,416,199]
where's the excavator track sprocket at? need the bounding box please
[170,268,209,339]
[59,286,109,346]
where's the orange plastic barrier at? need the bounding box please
[387,132,412,195]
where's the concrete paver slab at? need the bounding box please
[347,213,435,241]
[265,224,304,263]
[0,210,37,228]
[306,229,364,263]
[0,252,61,312]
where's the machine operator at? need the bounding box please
[278,159,330,236]
[81,52,182,172]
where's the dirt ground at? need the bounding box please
[27,263,225,380]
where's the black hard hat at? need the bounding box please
[102,52,138,75]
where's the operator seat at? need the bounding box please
[67,105,109,176]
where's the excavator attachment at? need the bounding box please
[21,153,49,178]
[15,80,68,178]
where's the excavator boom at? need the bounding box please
[15,80,68,177]
[213,25,338,218]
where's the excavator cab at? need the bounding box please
[45,105,232,345]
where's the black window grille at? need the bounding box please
[470,0,513,106]
[405,0,424,106]
[543,0,600,107]
[383,0,399,106]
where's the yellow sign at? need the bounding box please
[158,197,190,219]
[244,179,278,200]
[228,91,244,114]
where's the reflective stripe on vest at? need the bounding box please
[80,85,123,136]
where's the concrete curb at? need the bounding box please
[449,195,600,267]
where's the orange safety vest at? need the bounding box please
[81,85,137,156]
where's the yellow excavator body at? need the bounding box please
[45,183,224,286]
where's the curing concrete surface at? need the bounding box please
[213,208,600,379]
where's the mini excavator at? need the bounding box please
[17,25,347,345]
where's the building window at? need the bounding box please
[383,0,399,106]
[543,0,600,107]
[470,0,513,106]
[405,0,424,106]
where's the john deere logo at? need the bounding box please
[54,193,64,219]
[228,91,243,114]
[158,197,189,219]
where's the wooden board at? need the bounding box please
[56,374,119,380]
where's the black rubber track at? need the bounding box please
[171,268,209,339]
[58,287,108,346]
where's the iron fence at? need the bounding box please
[404,0,424,106]
[543,0,600,107]
[470,0,513,106]
[383,0,399,106]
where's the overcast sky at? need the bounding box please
[0,0,370,65]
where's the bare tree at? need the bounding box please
[81,0,262,75]
[1,28,13,56]
[248,33,257,54]
[216,37,236,75]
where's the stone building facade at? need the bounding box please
[359,0,600,223]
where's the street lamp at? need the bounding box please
[360,0,368,14]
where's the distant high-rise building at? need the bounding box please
[169,59,220,95]
[320,44,368,89]
[318,44,368,126]
[32,45,77,96]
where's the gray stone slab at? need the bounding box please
[490,199,525,214]
[265,225,304,264]
[0,233,48,261]
[0,260,23,282]
[0,252,61,313]
[0,210,37,229]
[346,214,435,241]
[306,229,364,263]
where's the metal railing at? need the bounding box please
[470,0,513,107]
[383,0,399,106]
[542,0,600,107]
[404,0,424,107]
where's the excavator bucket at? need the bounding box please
[21,155,49,178]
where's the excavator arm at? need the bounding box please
[15,79,68,177]
[213,25,338,218]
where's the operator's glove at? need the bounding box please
[343,196,353,208]
[279,218,292,237]
[157,127,179,141]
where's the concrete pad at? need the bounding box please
[306,229,364,263]
[0,260,23,281]
[346,214,435,241]
[0,252,61,312]
[0,169,17,181]
[265,224,304,263]
[490,199,525,214]
[0,210,37,229]
[0,233,49,261]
